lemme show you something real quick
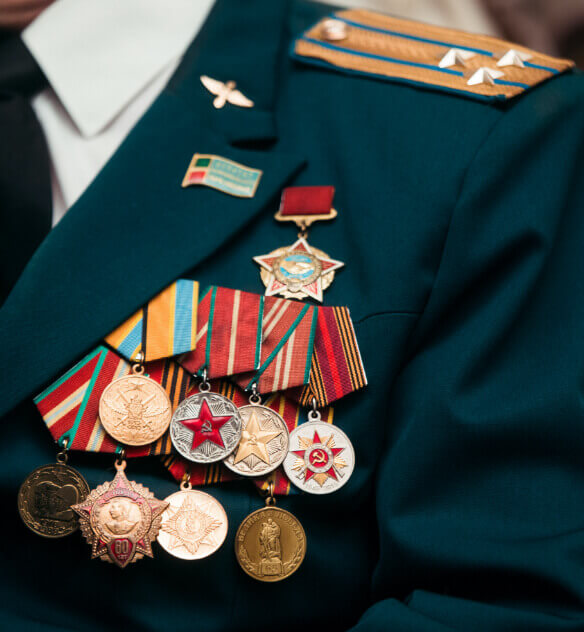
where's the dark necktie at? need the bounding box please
[0,31,52,305]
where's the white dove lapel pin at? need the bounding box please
[200,76,254,109]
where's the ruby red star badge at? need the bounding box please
[179,399,233,450]
[253,238,344,302]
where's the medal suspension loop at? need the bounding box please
[56,437,69,464]
[308,397,321,422]
[199,368,211,393]
[115,448,127,471]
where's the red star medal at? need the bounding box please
[170,392,243,463]
[179,398,233,450]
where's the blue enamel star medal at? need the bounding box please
[253,186,344,302]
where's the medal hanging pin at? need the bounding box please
[157,470,228,560]
[235,482,306,582]
[72,450,168,568]
[283,398,355,495]
[224,385,289,478]
[169,369,243,463]
[254,186,344,302]
[99,307,172,446]
[18,438,90,538]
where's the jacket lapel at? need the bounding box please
[0,0,305,416]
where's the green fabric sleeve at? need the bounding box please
[351,73,584,631]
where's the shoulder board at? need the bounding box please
[291,9,575,102]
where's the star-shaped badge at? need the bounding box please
[72,465,168,568]
[179,399,233,450]
[253,238,344,302]
[233,408,281,466]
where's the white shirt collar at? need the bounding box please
[22,0,215,137]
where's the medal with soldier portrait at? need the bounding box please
[72,460,168,568]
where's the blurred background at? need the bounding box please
[323,0,584,66]
[0,0,583,66]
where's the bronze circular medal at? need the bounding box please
[157,489,228,560]
[235,506,306,582]
[18,463,90,538]
[99,374,172,446]
[223,404,289,477]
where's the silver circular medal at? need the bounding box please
[170,392,242,463]
[223,403,289,477]
[283,419,355,495]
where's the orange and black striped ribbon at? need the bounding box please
[296,306,367,408]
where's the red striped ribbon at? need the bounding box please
[34,345,192,456]
[179,286,263,378]
[233,296,317,395]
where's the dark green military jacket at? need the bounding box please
[2,1,584,630]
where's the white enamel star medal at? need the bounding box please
[283,414,355,495]
[253,186,344,302]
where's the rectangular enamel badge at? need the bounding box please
[182,153,262,198]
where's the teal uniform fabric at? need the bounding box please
[1,0,584,629]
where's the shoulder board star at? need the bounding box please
[497,49,533,68]
[438,48,475,68]
[467,67,504,86]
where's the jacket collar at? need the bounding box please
[0,0,306,417]
[22,0,216,137]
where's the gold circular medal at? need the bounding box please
[223,404,289,477]
[18,463,90,538]
[157,488,228,560]
[235,506,306,582]
[99,373,172,446]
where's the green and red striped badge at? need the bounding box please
[182,153,262,198]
